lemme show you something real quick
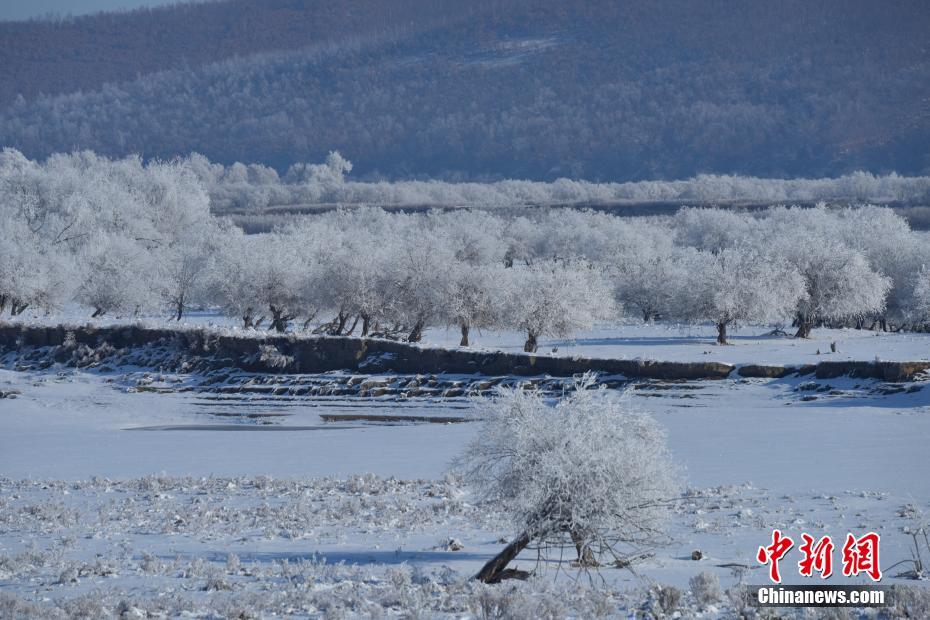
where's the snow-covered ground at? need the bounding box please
[422,323,930,366]
[2,356,929,616]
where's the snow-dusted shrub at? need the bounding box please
[0,592,48,620]
[689,571,723,607]
[892,584,930,619]
[654,584,683,616]
[457,375,679,583]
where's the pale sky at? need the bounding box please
[0,0,183,21]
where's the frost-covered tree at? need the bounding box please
[673,207,753,254]
[500,216,542,268]
[761,207,893,337]
[306,218,393,336]
[156,236,213,321]
[210,232,263,328]
[537,210,623,263]
[835,206,925,328]
[426,209,507,267]
[457,377,679,583]
[785,239,890,338]
[441,262,507,347]
[0,237,72,317]
[503,260,615,352]
[210,231,311,332]
[0,147,218,321]
[914,267,930,324]
[75,235,157,317]
[682,247,805,344]
[249,234,307,333]
[0,220,42,316]
[389,234,455,342]
[613,246,690,323]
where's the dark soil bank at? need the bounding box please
[1,324,928,382]
[0,324,733,379]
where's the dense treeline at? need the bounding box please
[3,149,930,350]
[1,0,928,180]
[196,152,930,212]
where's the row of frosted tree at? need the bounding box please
[2,149,930,351]
[198,152,930,212]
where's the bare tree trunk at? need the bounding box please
[0,295,7,315]
[716,321,728,345]
[334,311,348,335]
[11,302,29,316]
[459,322,470,347]
[475,531,532,583]
[794,313,812,338]
[407,320,424,343]
[570,529,597,567]
[345,315,360,336]
[174,298,184,321]
[361,314,371,337]
[242,309,254,329]
[523,331,538,353]
[269,305,291,333]
[91,307,105,318]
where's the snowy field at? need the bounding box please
[421,323,930,366]
[2,343,929,616]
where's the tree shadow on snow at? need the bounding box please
[174,549,493,566]
[549,333,786,348]
[762,375,930,410]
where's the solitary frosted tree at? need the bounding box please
[457,376,679,583]
[684,247,805,344]
[503,260,615,352]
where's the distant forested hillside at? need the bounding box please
[0,0,469,106]
[1,0,928,181]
